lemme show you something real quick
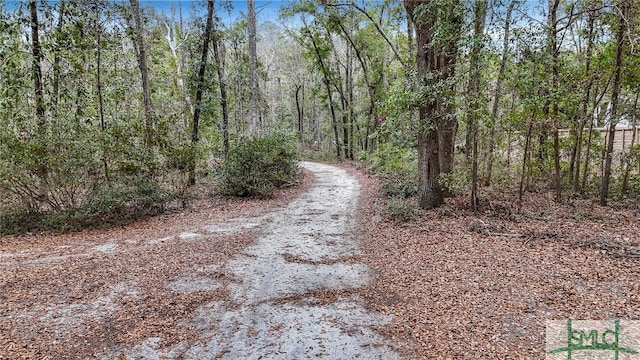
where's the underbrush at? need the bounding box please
[361,144,421,221]
[216,132,302,197]
[0,175,178,235]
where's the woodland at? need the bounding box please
[0,0,639,228]
[2,1,640,358]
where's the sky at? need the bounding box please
[148,0,283,22]
[2,0,285,25]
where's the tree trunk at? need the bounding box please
[439,114,457,178]
[29,0,45,128]
[582,76,611,192]
[95,3,109,182]
[307,28,341,160]
[405,0,461,209]
[189,0,215,185]
[573,6,597,193]
[548,0,561,202]
[131,0,154,147]
[418,122,443,209]
[621,89,639,196]
[519,110,536,204]
[334,17,377,156]
[486,0,516,186]
[29,0,48,207]
[295,84,304,144]
[52,0,65,119]
[247,0,259,136]
[467,0,487,211]
[407,10,414,60]
[212,25,230,154]
[600,4,626,205]
[165,21,194,123]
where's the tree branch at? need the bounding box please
[324,2,407,68]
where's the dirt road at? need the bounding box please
[1,162,397,359]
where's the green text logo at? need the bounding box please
[547,320,640,360]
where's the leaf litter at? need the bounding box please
[350,163,640,359]
[2,162,639,359]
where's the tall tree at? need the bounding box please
[466,0,488,211]
[29,0,45,128]
[130,0,154,146]
[573,3,598,193]
[600,1,627,205]
[247,0,260,136]
[548,0,562,202]
[212,22,230,154]
[486,0,517,186]
[51,0,66,118]
[404,0,463,209]
[165,14,194,123]
[304,25,342,159]
[190,0,215,185]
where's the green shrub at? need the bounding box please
[217,132,301,197]
[0,172,170,235]
[439,160,469,195]
[385,197,420,222]
[367,144,418,198]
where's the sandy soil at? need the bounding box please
[0,162,397,359]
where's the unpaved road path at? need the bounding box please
[1,162,398,359]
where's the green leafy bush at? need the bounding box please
[385,197,420,222]
[0,174,168,235]
[368,144,418,198]
[217,132,301,197]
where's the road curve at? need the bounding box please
[110,162,399,359]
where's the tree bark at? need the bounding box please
[548,0,562,202]
[467,0,487,211]
[404,0,462,209]
[29,0,45,128]
[418,121,443,209]
[247,0,259,136]
[486,0,516,186]
[131,0,154,147]
[189,0,215,185]
[600,3,626,205]
[212,24,230,154]
[573,5,597,193]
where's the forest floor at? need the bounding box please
[0,162,397,359]
[1,162,640,359]
[352,165,640,359]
